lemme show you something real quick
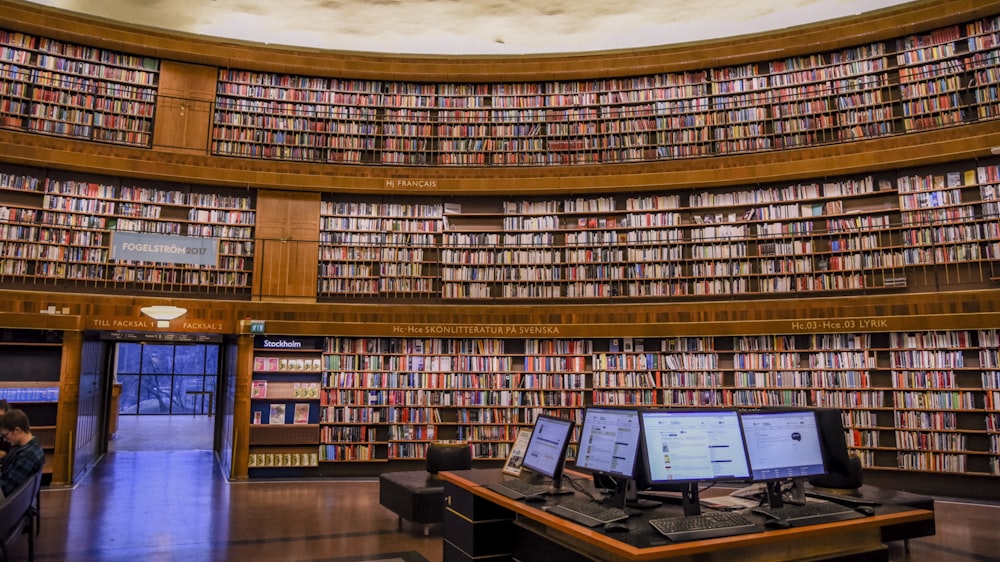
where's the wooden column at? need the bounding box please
[230,333,256,480]
[53,330,81,486]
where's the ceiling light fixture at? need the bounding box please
[141,305,188,327]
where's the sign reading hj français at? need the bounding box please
[110,231,219,267]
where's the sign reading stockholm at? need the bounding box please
[111,231,219,267]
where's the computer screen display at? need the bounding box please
[521,414,576,481]
[639,409,751,484]
[740,409,827,481]
[575,407,641,479]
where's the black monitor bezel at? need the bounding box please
[574,406,642,480]
[739,406,830,482]
[520,413,576,483]
[739,408,829,482]
[637,408,752,486]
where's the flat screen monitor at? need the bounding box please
[812,408,853,478]
[639,409,751,484]
[575,407,641,479]
[740,409,827,482]
[521,414,576,490]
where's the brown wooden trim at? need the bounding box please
[52,330,80,486]
[231,333,254,480]
[2,125,999,196]
[0,312,81,331]
[2,0,997,81]
[2,289,999,334]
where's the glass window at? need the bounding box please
[117,342,220,415]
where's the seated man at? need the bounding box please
[0,408,44,496]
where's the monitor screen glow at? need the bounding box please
[521,414,575,480]
[575,407,641,479]
[740,410,827,481]
[639,410,751,484]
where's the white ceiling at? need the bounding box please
[22,0,916,56]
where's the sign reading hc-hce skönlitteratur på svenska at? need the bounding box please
[111,231,220,267]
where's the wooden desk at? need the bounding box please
[439,469,935,562]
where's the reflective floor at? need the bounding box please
[17,416,1000,561]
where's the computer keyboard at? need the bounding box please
[648,512,760,541]
[545,498,629,527]
[486,478,550,500]
[752,500,864,526]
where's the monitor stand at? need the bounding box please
[679,483,702,517]
[623,479,660,509]
[763,479,807,509]
[546,475,574,496]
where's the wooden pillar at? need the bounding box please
[52,330,81,486]
[230,333,256,479]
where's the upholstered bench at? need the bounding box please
[378,442,472,535]
[379,471,446,535]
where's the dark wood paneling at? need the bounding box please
[252,190,320,301]
[1,289,998,336]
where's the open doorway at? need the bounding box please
[110,341,219,452]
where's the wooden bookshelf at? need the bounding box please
[0,164,255,295]
[0,330,64,483]
[318,198,443,299]
[318,337,588,466]
[202,13,1000,169]
[248,335,323,470]
[0,28,159,147]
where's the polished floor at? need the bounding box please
[15,416,1000,561]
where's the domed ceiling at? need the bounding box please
[21,0,916,55]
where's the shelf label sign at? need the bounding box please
[110,232,219,267]
[383,179,438,189]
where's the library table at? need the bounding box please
[439,469,935,562]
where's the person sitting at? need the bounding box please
[0,408,44,497]
[0,399,11,462]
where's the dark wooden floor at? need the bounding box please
[17,416,1000,561]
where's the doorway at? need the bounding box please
[110,341,219,452]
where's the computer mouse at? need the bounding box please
[855,506,876,516]
[764,518,792,530]
[524,494,547,503]
[603,522,630,533]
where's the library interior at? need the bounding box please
[0,0,999,560]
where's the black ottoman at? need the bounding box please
[379,471,445,535]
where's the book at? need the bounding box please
[251,380,267,398]
[294,403,310,424]
[253,411,262,424]
[269,403,286,424]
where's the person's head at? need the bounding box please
[0,399,9,415]
[0,409,31,447]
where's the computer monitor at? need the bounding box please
[638,409,751,515]
[576,407,641,479]
[739,409,828,507]
[521,414,576,493]
[575,407,648,507]
[809,407,862,489]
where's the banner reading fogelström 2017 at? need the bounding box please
[110,231,220,267]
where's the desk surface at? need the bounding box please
[440,469,935,562]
